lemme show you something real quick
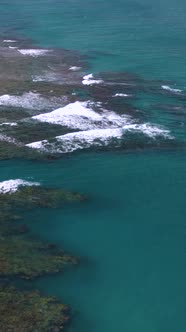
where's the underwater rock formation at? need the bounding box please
[0,233,77,279]
[0,140,42,160]
[0,179,85,328]
[0,286,71,332]
[0,184,86,209]
[0,182,86,279]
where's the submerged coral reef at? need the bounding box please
[0,286,71,332]
[0,183,85,278]
[0,179,86,330]
[0,233,78,279]
[0,184,86,209]
[0,38,90,329]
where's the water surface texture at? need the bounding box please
[1,0,186,81]
[0,1,185,332]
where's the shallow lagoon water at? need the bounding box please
[0,0,186,331]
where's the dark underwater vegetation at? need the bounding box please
[0,180,86,330]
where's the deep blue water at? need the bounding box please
[0,1,186,331]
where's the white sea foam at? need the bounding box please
[27,100,173,154]
[32,76,45,82]
[0,122,17,126]
[69,66,82,71]
[8,46,18,49]
[0,179,40,194]
[161,85,182,93]
[18,49,50,57]
[26,121,172,154]
[32,101,130,130]
[123,123,173,139]
[0,134,18,144]
[0,92,67,111]
[82,74,103,85]
[3,40,16,43]
[113,93,131,97]
[26,128,123,153]
[32,72,64,83]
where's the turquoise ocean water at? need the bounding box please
[0,1,186,331]
[1,0,186,83]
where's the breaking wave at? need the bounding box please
[26,121,172,154]
[18,49,50,57]
[113,93,132,97]
[32,101,131,130]
[0,179,40,194]
[161,85,182,94]
[82,74,104,85]
[0,92,68,111]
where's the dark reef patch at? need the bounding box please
[0,286,71,332]
[0,185,86,210]
[2,121,77,144]
[0,38,183,160]
[0,232,77,279]
[0,177,86,329]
